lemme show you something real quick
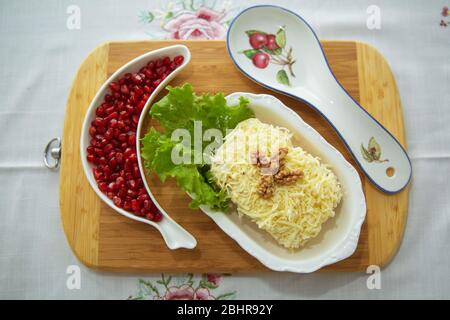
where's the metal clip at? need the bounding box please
[44,137,61,170]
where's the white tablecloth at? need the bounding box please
[1,0,449,299]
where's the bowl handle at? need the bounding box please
[156,216,197,250]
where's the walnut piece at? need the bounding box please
[274,169,304,185]
[256,175,275,199]
[253,148,303,199]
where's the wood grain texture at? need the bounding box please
[60,40,408,272]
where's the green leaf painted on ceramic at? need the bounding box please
[368,136,381,160]
[276,69,290,86]
[245,29,266,36]
[276,27,286,48]
[241,49,260,59]
[262,47,282,56]
[361,144,373,162]
[361,137,389,163]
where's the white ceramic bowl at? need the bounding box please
[80,45,197,250]
[198,93,367,273]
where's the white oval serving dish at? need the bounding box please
[80,45,197,250]
[199,93,367,273]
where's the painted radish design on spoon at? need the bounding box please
[240,26,296,86]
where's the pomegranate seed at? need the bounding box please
[174,55,184,65]
[87,154,95,163]
[129,153,137,163]
[113,196,123,208]
[109,82,120,92]
[89,126,96,137]
[107,182,118,192]
[127,189,137,198]
[128,179,137,190]
[131,199,141,212]
[98,182,108,193]
[153,212,163,222]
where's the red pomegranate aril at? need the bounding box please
[116,152,124,164]
[131,199,141,212]
[127,189,137,198]
[143,199,151,210]
[116,176,125,187]
[104,128,113,140]
[133,165,140,178]
[153,212,163,222]
[109,157,117,168]
[94,148,104,157]
[103,165,112,178]
[96,106,105,117]
[105,111,118,121]
[123,201,132,211]
[98,157,107,166]
[138,194,149,202]
[109,118,118,128]
[103,143,114,154]
[128,133,136,146]
[131,73,143,84]
[124,148,134,158]
[109,82,120,92]
[87,154,95,163]
[113,196,123,208]
[118,186,127,198]
[125,105,134,114]
[104,94,113,103]
[143,85,152,93]
[128,179,137,190]
[93,168,103,181]
[107,182,118,192]
[174,55,184,65]
[132,114,139,125]
[118,133,127,142]
[98,182,108,193]
[120,84,130,95]
[110,171,119,179]
[89,126,96,137]
[95,117,106,127]
[137,100,146,111]
[129,153,137,163]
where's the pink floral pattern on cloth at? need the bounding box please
[440,6,449,27]
[165,7,227,40]
[139,0,238,40]
[128,274,235,300]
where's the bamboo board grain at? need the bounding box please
[60,40,409,272]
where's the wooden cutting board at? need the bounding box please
[60,40,409,272]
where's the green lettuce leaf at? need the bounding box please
[141,84,254,211]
